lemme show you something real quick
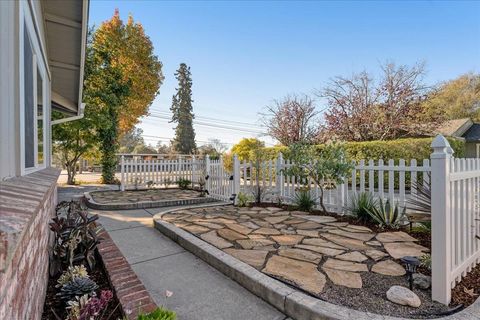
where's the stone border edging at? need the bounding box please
[84,191,217,210]
[153,206,480,320]
[97,226,157,319]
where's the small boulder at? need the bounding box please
[413,273,431,289]
[386,286,421,308]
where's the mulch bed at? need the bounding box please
[42,252,123,320]
[451,262,480,307]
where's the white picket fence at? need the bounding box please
[118,135,480,305]
[120,156,204,191]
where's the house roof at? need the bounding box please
[462,123,480,142]
[436,118,473,137]
[43,0,89,115]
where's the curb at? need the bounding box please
[84,191,217,210]
[153,207,480,320]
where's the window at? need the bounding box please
[21,3,47,174]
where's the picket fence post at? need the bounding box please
[276,153,284,201]
[205,155,211,194]
[233,154,241,204]
[191,156,196,185]
[430,134,453,305]
[120,155,125,191]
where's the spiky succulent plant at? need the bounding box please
[57,277,98,301]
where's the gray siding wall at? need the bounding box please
[465,142,479,158]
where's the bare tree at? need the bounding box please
[318,62,433,142]
[261,94,320,145]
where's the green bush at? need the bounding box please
[177,178,191,190]
[137,307,176,320]
[347,192,377,223]
[236,192,253,207]
[293,188,316,212]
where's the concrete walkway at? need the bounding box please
[58,186,287,320]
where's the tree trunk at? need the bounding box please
[66,162,76,185]
[318,185,327,214]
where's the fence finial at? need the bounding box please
[431,135,453,156]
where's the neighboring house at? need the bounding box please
[436,118,480,158]
[0,1,88,319]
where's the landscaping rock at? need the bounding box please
[278,248,322,264]
[217,228,248,241]
[322,258,368,272]
[224,249,269,269]
[386,285,421,307]
[383,242,429,259]
[335,251,368,262]
[200,231,234,249]
[271,235,304,246]
[262,255,326,294]
[413,273,431,289]
[376,231,418,243]
[322,267,362,288]
[371,260,406,276]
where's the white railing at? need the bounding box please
[431,136,480,304]
[120,156,204,191]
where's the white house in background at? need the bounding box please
[436,118,480,158]
[0,1,89,319]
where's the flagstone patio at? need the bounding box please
[160,205,430,296]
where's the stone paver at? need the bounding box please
[263,255,326,295]
[160,205,427,298]
[91,188,204,204]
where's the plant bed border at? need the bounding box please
[153,205,480,320]
[97,226,157,319]
[84,189,218,210]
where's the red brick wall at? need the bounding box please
[0,169,59,320]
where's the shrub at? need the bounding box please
[293,188,316,212]
[177,178,191,190]
[420,254,432,270]
[236,192,253,207]
[347,192,377,222]
[137,307,177,320]
[366,199,406,229]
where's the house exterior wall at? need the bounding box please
[465,142,480,158]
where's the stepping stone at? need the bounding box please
[274,224,287,229]
[335,252,368,262]
[248,234,266,239]
[383,242,429,259]
[271,235,304,246]
[217,228,248,241]
[253,245,277,251]
[265,207,284,212]
[365,249,388,261]
[225,223,253,235]
[181,224,210,234]
[322,267,362,289]
[253,220,274,228]
[284,218,306,225]
[194,221,224,229]
[264,216,289,224]
[327,229,376,242]
[295,221,323,230]
[200,231,234,249]
[323,222,349,227]
[262,255,326,295]
[278,248,322,264]
[340,225,372,233]
[296,230,319,237]
[296,215,337,224]
[376,232,418,243]
[240,221,260,229]
[366,240,382,247]
[322,258,368,272]
[173,221,191,228]
[302,238,346,250]
[321,233,371,251]
[295,244,345,256]
[224,249,269,269]
[237,239,275,249]
[253,228,281,235]
[280,229,297,235]
[372,260,406,276]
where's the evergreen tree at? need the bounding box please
[170,63,196,154]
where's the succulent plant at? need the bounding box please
[57,265,89,287]
[58,277,98,301]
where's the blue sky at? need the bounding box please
[89,0,480,148]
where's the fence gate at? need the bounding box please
[205,155,234,202]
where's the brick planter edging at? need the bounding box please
[153,206,480,320]
[85,191,217,210]
[97,227,157,319]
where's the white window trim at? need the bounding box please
[19,1,47,175]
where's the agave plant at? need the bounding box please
[57,277,98,301]
[406,173,431,214]
[366,199,406,229]
[347,192,378,222]
[293,188,317,212]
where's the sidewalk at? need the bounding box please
[59,185,287,320]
